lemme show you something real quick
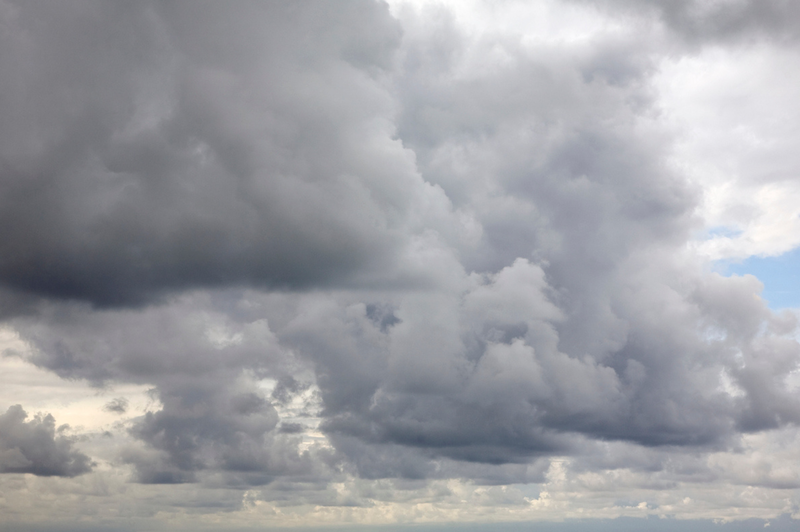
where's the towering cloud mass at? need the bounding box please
[0,0,455,307]
[1,0,800,528]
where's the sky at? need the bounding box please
[1,1,800,530]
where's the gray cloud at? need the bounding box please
[2,0,800,516]
[123,385,316,485]
[8,293,328,485]
[0,0,460,307]
[576,0,800,45]
[103,397,129,414]
[271,4,800,475]
[0,405,92,477]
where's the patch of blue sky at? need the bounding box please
[715,246,800,310]
[703,225,744,239]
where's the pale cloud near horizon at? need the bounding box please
[1,1,800,530]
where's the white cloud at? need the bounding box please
[655,45,800,259]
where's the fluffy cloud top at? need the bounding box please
[0,405,92,477]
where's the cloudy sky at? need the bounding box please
[1,1,800,530]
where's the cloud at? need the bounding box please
[577,0,800,45]
[123,380,323,485]
[282,262,795,475]
[0,405,92,477]
[6,292,332,485]
[2,0,800,527]
[0,0,465,307]
[103,397,129,414]
[6,0,800,478]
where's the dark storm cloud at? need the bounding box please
[0,0,457,307]
[14,293,289,384]
[4,0,800,493]
[0,405,92,477]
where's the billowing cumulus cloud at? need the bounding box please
[0,0,464,308]
[0,405,92,477]
[2,0,800,529]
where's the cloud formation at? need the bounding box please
[2,0,800,528]
[0,0,461,307]
[0,405,92,477]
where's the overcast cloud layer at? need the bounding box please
[2,1,800,530]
